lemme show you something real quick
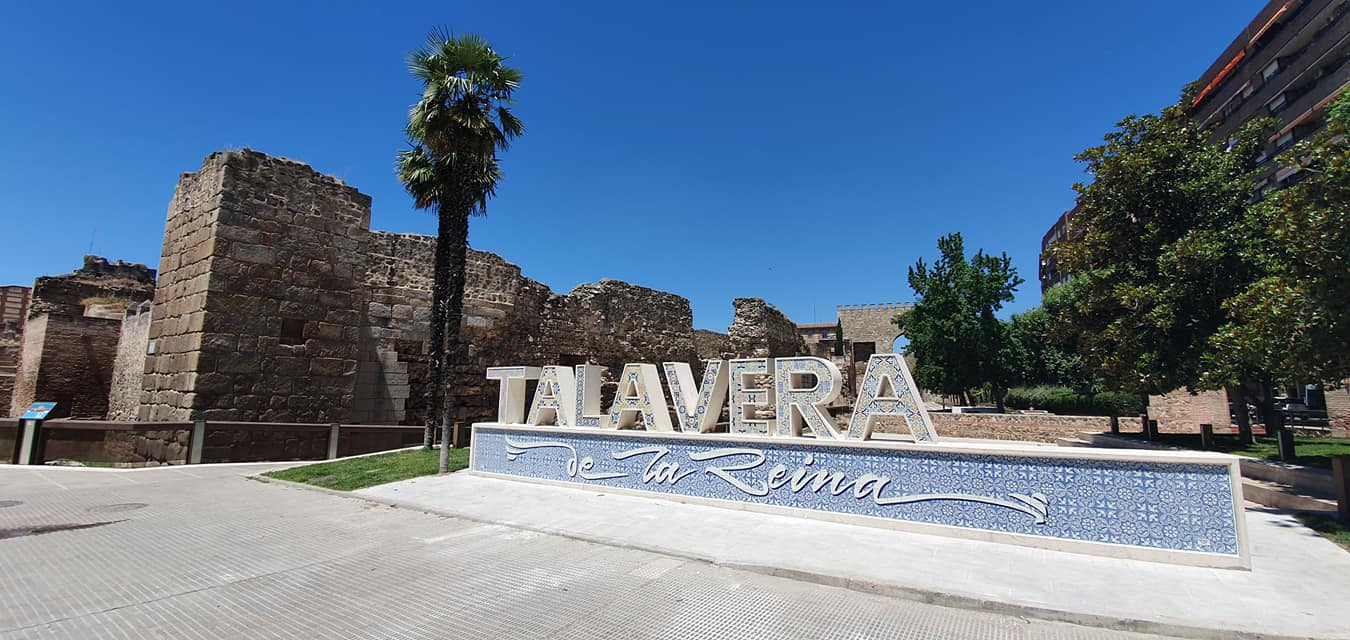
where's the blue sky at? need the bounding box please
[0,0,1266,330]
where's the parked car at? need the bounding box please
[1275,398,1329,425]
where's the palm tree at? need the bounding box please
[397,30,523,448]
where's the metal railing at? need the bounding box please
[2,418,429,466]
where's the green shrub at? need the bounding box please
[1005,386,1143,416]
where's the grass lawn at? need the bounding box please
[1122,432,1350,469]
[262,447,470,491]
[1295,513,1350,552]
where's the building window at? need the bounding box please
[1275,131,1295,151]
[1262,59,1281,83]
[1268,93,1287,114]
[280,318,306,346]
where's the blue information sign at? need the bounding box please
[20,402,57,420]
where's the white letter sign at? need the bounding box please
[729,358,774,436]
[486,366,541,424]
[848,354,937,442]
[609,363,673,431]
[774,357,843,438]
[663,360,728,433]
[527,365,576,426]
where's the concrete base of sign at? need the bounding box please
[470,423,1249,568]
[358,472,1350,639]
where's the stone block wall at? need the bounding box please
[1148,389,1231,432]
[107,302,152,421]
[142,150,369,423]
[838,303,911,354]
[26,256,155,319]
[131,149,704,428]
[727,298,803,358]
[139,157,222,421]
[693,329,731,361]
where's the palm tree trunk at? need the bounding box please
[423,199,472,448]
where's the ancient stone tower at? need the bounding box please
[139,151,370,422]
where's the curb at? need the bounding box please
[257,474,1336,640]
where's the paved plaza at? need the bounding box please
[0,463,1195,640]
[362,472,1350,639]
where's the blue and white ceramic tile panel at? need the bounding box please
[849,354,938,442]
[573,365,607,428]
[526,366,573,426]
[662,360,727,434]
[772,357,840,438]
[728,359,772,435]
[472,426,1241,558]
[608,364,671,431]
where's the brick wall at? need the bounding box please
[1148,389,1231,432]
[873,412,1112,443]
[8,315,45,416]
[9,315,123,419]
[0,321,21,416]
[1327,382,1350,431]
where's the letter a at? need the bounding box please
[609,363,673,431]
[848,354,937,441]
[527,365,576,426]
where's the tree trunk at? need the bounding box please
[1227,384,1254,445]
[1255,381,1283,439]
[423,198,473,449]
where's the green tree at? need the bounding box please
[833,319,845,357]
[1208,89,1350,390]
[1049,98,1271,400]
[896,233,1023,407]
[397,31,523,447]
[1007,305,1093,391]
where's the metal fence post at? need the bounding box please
[1146,419,1159,442]
[327,423,341,460]
[1333,456,1350,523]
[1200,423,1214,450]
[438,417,451,474]
[188,420,206,464]
[16,419,40,465]
[1109,415,1119,434]
[1277,427,1297,462]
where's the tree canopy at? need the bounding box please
[1208,90,1350,388]
[896,233,1022,406]
[1048,99,1273,396]
[397,30,523,445]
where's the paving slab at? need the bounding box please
[359,471,1350,639]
